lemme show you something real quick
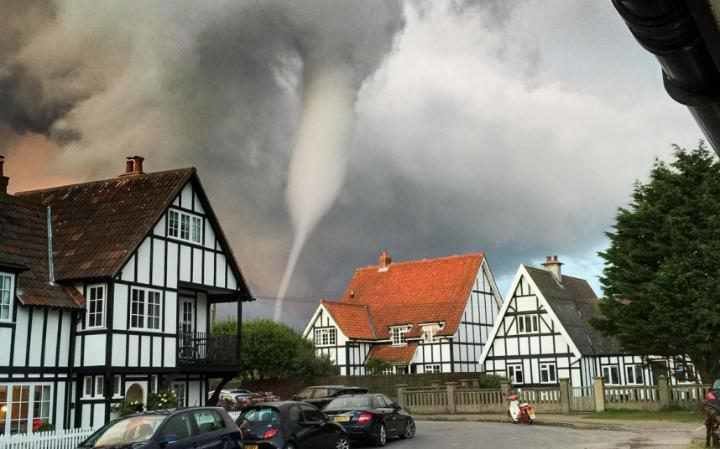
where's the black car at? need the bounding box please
[323,393,415,447]
[78,407,242,449]
[236,401,349,449]
[292,385,369,410]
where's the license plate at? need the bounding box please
[334,416,351,423]
[245,445,259,449]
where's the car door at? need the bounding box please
[373,395,398,436]
[296,404,334,449]
[155,412,196,449]
[190,409,230,449]
[382,394,406,436]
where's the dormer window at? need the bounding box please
[0,272,13,321]
[390,326,410,346]
[421,324,442,343]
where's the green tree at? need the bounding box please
[593,142,720,382]
[213,318,337,379]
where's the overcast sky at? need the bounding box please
[2,0,702,329]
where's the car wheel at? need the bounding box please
[400,419,415,439]
[373,423,387,447]
[335,435,350,449]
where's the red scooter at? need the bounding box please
[508,394,536,424]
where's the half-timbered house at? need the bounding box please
[479,256,696,387]
[303,251,502,375]
[0,155,252,434]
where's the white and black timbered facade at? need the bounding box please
[303,251,502,375]
[480,257,696,388]
[0,156,252,434]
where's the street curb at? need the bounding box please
[414,415,636,432]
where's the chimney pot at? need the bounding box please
[122,155,145,176]
[542,255,563,282]
[378,249,392,272]
[0,155,8,195]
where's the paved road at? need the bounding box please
[354,420,697,449]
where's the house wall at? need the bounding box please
[482,271,583,386]
[303,305,373,376]
[0,271,77,432]
[305,258,502,375]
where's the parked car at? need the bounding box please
[322,393,415,447]
[292,385,368,410]
[236,401,349,449]
[77,407,242,448]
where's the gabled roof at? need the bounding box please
[0,194,82,309]
[321,300,375,339]
[367,343,418,365]
[523,266,621,355]
[325,252,486,340]
[16,168,194,281]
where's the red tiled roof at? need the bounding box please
[368,343,418,364]
[321,300,375,339]
[328,252,485,340]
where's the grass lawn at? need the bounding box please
[583,408,703,423]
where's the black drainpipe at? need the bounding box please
[612,0,720,152]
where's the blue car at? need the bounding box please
[78,407,242,449]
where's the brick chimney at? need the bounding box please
[542,255,563,282]
[122,155,145,176]
[378,249,392,272]
[0,155,8,194]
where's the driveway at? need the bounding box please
[356,420,698,449]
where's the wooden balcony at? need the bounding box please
[176,331,241,368]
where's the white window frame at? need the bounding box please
[0,383,53,435]
[167,209,203,244]
[86,284,106,329]
[172,382,186,408]
[508,364,524,384]
[625,364,644,385]
[313,328,337,347]
[426,364,441,374]
[602,365,620,385]
[517,315,538,334]
[421,325,439,343]
[390,326,410,346]
[82,377,93,398]
[94,376,104,398]
[539,362,557,384]
[130,287,162,332]
[0,273,14,322]
[113,375,123,398]
[150,375,159,394]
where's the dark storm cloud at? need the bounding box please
[2,0,701,328]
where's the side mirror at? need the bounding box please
[391,402,402,410]
[157,434,177,447]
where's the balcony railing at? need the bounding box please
[177,331,240,367]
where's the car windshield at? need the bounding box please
[242,407,281,424]
[312,388,330,398]
[81,415,166,447]
[325,395,372,411]
[296,388,314,399]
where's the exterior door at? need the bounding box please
[179,297,195,359]
[180,297,195,335]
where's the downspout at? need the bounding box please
[612,0,720,152]
[47,206,55,285]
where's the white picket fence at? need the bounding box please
[0,428,96,449]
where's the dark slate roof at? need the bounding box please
[16,169,194,281]
[0,194,82,309]
[524,265,621,355]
